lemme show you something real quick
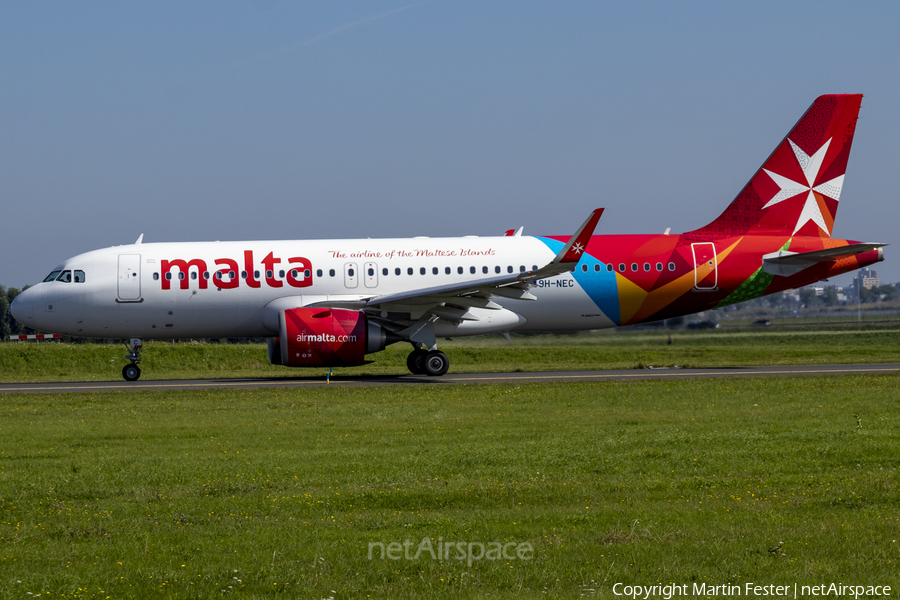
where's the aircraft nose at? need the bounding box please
[9,288,36,326]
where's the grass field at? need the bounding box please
[1,375,898,598]
[2,324,900,383]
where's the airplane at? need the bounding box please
[10,94,885,381]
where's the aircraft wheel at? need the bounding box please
[406,350,428,375]
[423,350,449,377]
[122,364,141,382]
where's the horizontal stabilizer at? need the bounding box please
[762,243,886,277]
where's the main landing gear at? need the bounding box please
[122,338,142,382]
[406,346,449,376]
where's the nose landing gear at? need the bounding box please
[122,338,142,381]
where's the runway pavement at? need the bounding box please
[1,363,898,393]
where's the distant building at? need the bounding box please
[858,267,879,289]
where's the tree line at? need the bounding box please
[0,285,35,340]
[796,283,899,309]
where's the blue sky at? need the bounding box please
[2,1,897,288]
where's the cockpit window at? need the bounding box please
[56,270,72,283]
[43,270,62,282]
[74,270,86,283]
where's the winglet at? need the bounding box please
[552,208,603,266]
[515,208,604,283]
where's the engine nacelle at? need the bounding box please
[274,307,394,367]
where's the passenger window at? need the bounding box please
[420,267,426,275]
[581,264,588,272]
[606,264,613,272]
[631,263,638,272]
[329,269,336,277]
[643,263,650,271]
[470,266,476,274]
[383,268,388,276]
[395,268,401,276]
[153,273,159,281]
[408,268,414,275]
[304,269,311,278]
[254,270,260,279]
[215,271,222,280]
[190,272,197,280]
[229,271,235,279]
[519,266,526,273]
[56,270,72,283]
[656,262,663,271]
[482,266,488,274]
[494,266,500,274]
[316,269,322,277]
[241,271,247,279]
[458,266,464,274]
[432,267,438,275]
[178,272,185,280]
[203,272,210,280]
[619,263,625,271]
[445,267,451,275]
[348,268,354,277]
[668,262,675,271]
[165,273,172,281]
[43,270,62,282]
[368,268,375,276]
[594,264,600,272]
[532,265,538,271]
[266,270,273,278]
[292,269,299,278]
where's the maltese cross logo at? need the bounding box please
[571,242,584,255]
[762,137,844,236]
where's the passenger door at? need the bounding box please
[117,254,142,300]
[691,243,718,290]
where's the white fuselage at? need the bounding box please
[13,236,616,339]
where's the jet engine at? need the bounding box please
[269,307,399,367]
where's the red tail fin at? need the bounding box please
[688,94,862,239]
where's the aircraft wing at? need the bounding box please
[299,208,603,351]
[364,208,604,308]
[762,242,886,277]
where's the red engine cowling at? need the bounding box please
[276,307,393,367]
